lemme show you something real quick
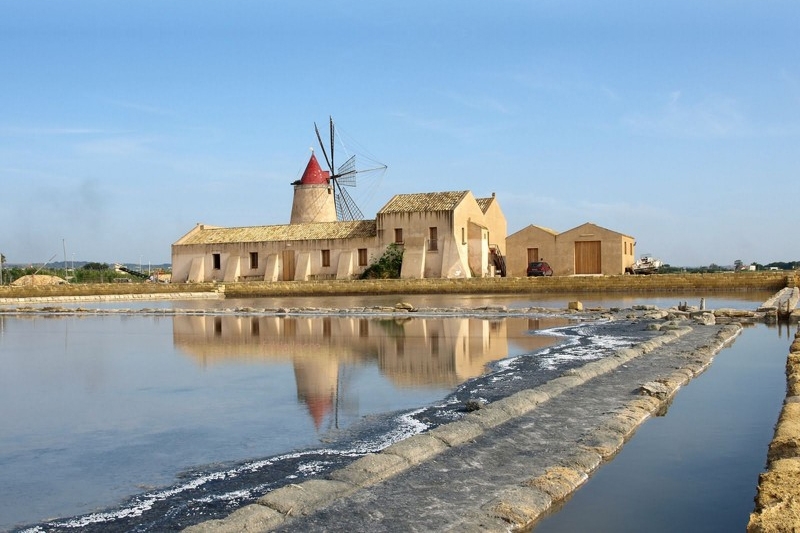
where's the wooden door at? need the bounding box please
[527,248,539,263]
[575,241,601,274]
[281,250,295,281]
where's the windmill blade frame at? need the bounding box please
[332,180,364,221]
[314,122,333,173]
[313,116,386,222]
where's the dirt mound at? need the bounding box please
[11,274,67,286]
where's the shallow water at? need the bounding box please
[0,291,784,531]
[532,322,792,532]
[1,311,574,531]
[8,289,774,313]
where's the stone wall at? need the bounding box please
[0,271,796,301]
[748,328,800,532]
[222,271,794,298]
[0,282,216,301]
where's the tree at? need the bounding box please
[82,262,110,271]
[734,259,744,271]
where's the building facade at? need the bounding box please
[171,154,507,282]
[506,222,636,276]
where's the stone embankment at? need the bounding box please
[758,286,800,322]
[220,271,797,298]
[748,327,800,532]
[0,270,797,303]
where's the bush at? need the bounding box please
[360,244,404,279]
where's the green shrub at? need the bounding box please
[360,244,404,279]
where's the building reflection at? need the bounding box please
[173,314,567,429]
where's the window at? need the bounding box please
[428,227,438,251]
[394,228,403,244]
[212,253,221,270]
[358,248,368,266]
[461,227,466,245]
[249,252,258,269]
[322,249,331,267]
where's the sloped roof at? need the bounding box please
[378,191,469,214]
[562,222,634,239]
[296,153,329,185]
[477,196,501,214]
[531,224,558,235]
[508,224,558,239]
[176,220,377,245]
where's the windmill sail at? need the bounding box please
[314,117,386,222]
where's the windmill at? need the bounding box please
[314,117,387,221]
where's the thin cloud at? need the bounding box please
[623,90,746,139]
[105,98,176,116]
[391,111,480,142]
[440,90,512,115]
[75,136,160,156]
[0,126,109,136]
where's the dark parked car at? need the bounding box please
[526,261,553,277]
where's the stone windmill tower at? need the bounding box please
[290,117,386,225]
[289,151,337,224]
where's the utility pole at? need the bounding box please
[63,239,68,282]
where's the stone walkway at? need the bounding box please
[759,286,800,317]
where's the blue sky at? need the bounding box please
[1,1,798,267]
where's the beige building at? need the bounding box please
[376,190,506,279]
[506,222,636,277]
[171,154,507,282]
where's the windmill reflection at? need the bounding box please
[173,315,568,429]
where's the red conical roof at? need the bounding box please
[300,153,330,185]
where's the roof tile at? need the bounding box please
[378,191,469,214]
[179,220,377,245]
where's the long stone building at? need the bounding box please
[171,153,508,282]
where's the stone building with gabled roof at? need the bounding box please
[171,164,507,282]
[506,221,635,277]
[172,219,379,283]
[377,191,506,279]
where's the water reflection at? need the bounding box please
[172,315,569,429]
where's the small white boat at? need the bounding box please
[628,254,663,275]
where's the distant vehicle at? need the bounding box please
[527,261,553,277]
